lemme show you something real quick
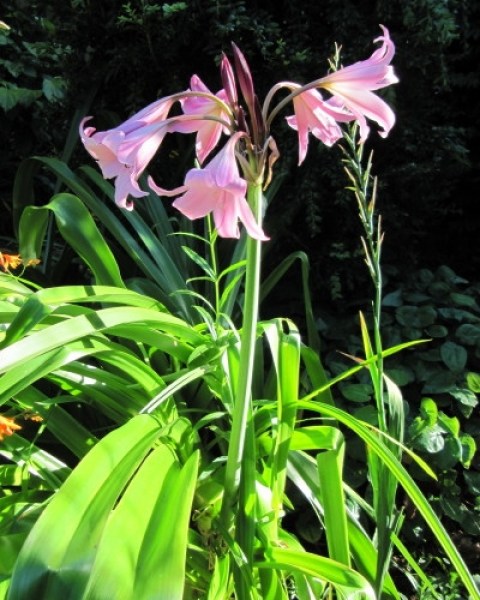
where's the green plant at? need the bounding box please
[318,263,480,577]
[0,10,69,156]
[1,32,479,600]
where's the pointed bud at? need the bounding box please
[220,53,237,107]
[231,42,255,110]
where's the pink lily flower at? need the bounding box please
[80,95,177,209]
[285,86,353,165]
[318,25,399,142]
[174,75,231,164]
[149,133,268,241]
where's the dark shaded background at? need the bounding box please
[2,0,479,298]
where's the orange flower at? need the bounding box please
[0,252,22,272]
[0,415,22,441]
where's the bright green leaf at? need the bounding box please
[466,372,480,393]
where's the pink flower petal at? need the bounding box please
[237,196,269,241]
[80,98,178,209]
[285,87,346,164]
[172,171,220,219]
[154,133,268,241]
[213,191,240,238]
[318,25,398,142]
[180,75,230,164]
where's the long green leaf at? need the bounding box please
[316,428,350,567]
[26,284,166,309]
[0,345,103,405]
[14,387,97,459]
[67,419,196,600]
[7,415,163,599]
[19,193,124,287]
[0,435,70,490]
[0,294,52,348]
[0,306,201,375]
[133,451,199,599]
[82,444,179,599]
[297,400,480,600]
[263,319,300,514]
[0,274,34,296]
[256,547,375,598]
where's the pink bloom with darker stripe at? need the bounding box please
[149,133,268,241]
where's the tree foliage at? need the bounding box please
[1,0,478,278]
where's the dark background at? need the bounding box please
[1,0,479,298]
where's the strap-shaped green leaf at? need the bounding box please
[0,305,202,375]
[132,450,199,599]
[316,429,350,567]
[256,547,375,598]
[7,414,163,599]
[19,193,124,287]
[84,446,198,600]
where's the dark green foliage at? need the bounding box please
[2,0,479,274]
[318,264,480,570]
[0,8,69,140]
[1,6,71,236]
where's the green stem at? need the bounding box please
[344,125,399,598]
[220,181,263,529]
[207,215,221,320]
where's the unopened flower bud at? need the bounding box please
[231,43,255,111]
[220,53,237,107]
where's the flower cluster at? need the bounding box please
[81,26,398,241]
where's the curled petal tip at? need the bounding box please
[315,26,398,141]
[115,196,135,211]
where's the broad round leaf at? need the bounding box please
[440,341,468,372]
